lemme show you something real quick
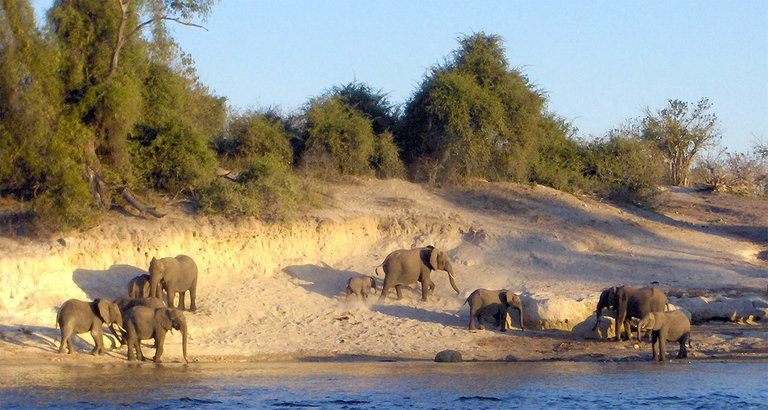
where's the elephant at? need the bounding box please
[56,298,123,355]
[638,311,691,361]
[127,274,161,299]
[122,306,188,363]
[376,246,460,302]
[112,297,167,345]
[460,288,524,332]
[593,286,668,341]
[346,276,377,301]
[149,254,198,311]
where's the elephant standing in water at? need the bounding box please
[123,306,188,363]
[594,286,668,341]
[638,311,691,361]
[149,255,198,311]
[376,246,460,302]
[461,288,524,332]
[56,298,123,355]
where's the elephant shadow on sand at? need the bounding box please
[0,324,121,354]
[283,263,365,298]
[73,264,147,301]
[371,304,459,327]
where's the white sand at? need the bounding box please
[0,179,765,363]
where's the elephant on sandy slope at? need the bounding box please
[56,298,123,355]
[123,306,188,363]
[346,276,377,301]
[376,246,460,303]
[149,255,198,311]
[127,274,162,299]
[594,286,668,341]
[638,310,691,361]
[460,288,524,332]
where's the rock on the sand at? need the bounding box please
[435,349,462,362]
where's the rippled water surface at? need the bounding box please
[0,361,766,409]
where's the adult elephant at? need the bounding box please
[56,298,123,355]
[376,246,460,302]
[638,310,691,361]
[123,306,188,363]
[461,288,524,332]
[594,286,668,341]
[112,297,167,345]
[149,255,198,311]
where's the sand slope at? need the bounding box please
[0,179,766,363]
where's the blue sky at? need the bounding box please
[34,1,767,153]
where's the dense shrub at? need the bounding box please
[585,133,662,204]
[215,110,293,168]
[300,96,376,176]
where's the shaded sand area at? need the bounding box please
[1,179,766,364]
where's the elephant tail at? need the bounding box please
[374,265,382,276]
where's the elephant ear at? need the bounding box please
[96,299,111,324]
[155,308,173,331]
[429,247,440,271]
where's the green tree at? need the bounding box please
[215,109,293,168]
[300,96,376,176]
[399,32,562,183]
[641,98,720,186]
[0,0,98,230]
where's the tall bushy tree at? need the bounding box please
[0,0,98,230]
[641,98,720,186]
[399,32,561,183]
[300,96,377,176]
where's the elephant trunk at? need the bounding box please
[445,264,460,295]
[180,322,188,364]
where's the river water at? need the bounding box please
[0,361,765,409]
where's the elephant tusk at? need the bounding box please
[447,271,456,281]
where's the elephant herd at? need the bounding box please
[350,245,692,362]
[56,246,692,363]
[55,254,198,363]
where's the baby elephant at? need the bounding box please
[638,310,691,361]
[346,276,377,301]
[461,289,525,332]
[127,274,161,299]
[56,298,123,355]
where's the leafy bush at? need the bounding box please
[372,131,406,178]
[585,133,662,204]
[215,110,293,168]
[300,96,376,176]
[129,116,216,194]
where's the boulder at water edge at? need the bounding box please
[435,350,462,363]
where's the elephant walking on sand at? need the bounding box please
[123,306,188,363]
[56,298,123,355]
[460,289,524,332]
[376,246,460,303]
[638,311,691,361]
[594,286,668,341]
[346,276,377,301]
[149,255,198,311]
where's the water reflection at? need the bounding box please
[1,361,766,408]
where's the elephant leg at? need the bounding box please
[395,285,403,300]
[658,330,668,361]
[90,328,103,355]
[189,277,197,311]
[468,306,479,330]
[420,280,429,302]
[153,333,165,363]
[59,327,69,354]
[167,289,176,309]
[650,331,659,361]
[127,333,137,361]
[179,291,186,311]
[361,291,368,301]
